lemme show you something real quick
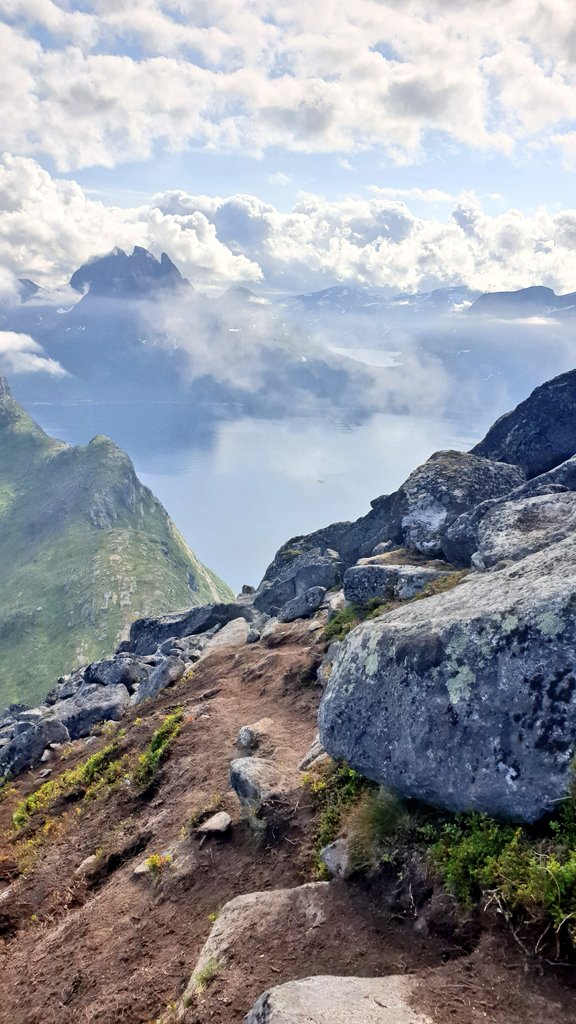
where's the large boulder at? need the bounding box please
[343,564,451,605]
[385,450,525,557]
[244,974,429,1024]
[55,683,131,739]
[127,600,255,655]
[472,368,576,477]
[229,758,288,810]
[0,714,70,778]
[277,586,327,623]
[83,656,148,690]
[254,551,343,615]
[131,656,186,706]
[319,535,576,822]
[470,492,576,570]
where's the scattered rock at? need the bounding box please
[198,812,231,835]
[55,683,130,739]
[74,854,99,879]
[128,601,256,656]
[320,535,576,822]
[319,838,351,879]
[236,718,274,753]
[298,734,325,770]
[132,656,186,706]
[244,974,429,1024]
[254,550,343,615]
[202,617,250,651]
[0,714,70,778]
[229,758,288,810]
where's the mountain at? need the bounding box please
[0,374,232,707]
[468,285,576,318]
[278,283,480,320]
[69,245,190,298]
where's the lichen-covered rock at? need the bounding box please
[83,657,148,690]
[472,368,576,477]
[320,536,576,822]
[132,656,186,706]
[244,974,428,1024]
[277,586,327,622]
[0,714,70,778]
[471,492,576,569]
[343,564,451,604]
[387,450,525,557]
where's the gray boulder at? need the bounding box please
[229,757,288,810]
[132,656,186,706]
[55,683,131,739]
[127,601,255,656]
[320,535,576,822]
[343,564,451,605]
[386,450,524,557]
[471,492,576,570]
[244,974,429,1024]
[472,368,576,477]
[254,550,343,615]
[83,656,148,691]
[0,715,70,778]
[277,586,327,623]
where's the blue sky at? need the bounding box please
[1,0,576,293]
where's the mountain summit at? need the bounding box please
[69,245,190,298]
[0,376,232,706]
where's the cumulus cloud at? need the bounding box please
[0,331,67,375]
[0,2,575,168]
[3,156,576,295]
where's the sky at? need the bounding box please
[2,0,576,294]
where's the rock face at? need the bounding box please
[254,551,342,615]
[55,683,131,739]
[472,368,576,477]
[343,565,451,605]
[277,586,327,623]
[128,601,254,656]
[244,974,428,1024]
[320,536,576,822]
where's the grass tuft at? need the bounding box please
[132,709,183,790]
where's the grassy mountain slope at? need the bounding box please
[0,377,233,707]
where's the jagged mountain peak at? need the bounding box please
[69,245,190,298]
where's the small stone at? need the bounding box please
[37,768,52,779]
[319,839,350,879]
[198,812,232,834]
[75,854,99,878]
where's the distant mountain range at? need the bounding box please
[0,375,232,707]
[467,285,576,319]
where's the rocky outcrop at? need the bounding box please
[0,712,70,778]
[127,601,255,655]
[244,974,429,1024]
[277,586,327,622]
[254,551,342,615]
[55,682,131,738]
[320,535,576,822]
[472,368,576,477]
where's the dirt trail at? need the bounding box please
[0,619,574,1024]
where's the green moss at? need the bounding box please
[304,761,373,877]
[132,709,183,789]
[323,606,361,643]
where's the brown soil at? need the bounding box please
[0,618,574,1024]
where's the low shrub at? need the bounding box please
[132,709,183,790]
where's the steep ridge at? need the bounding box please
[0,375,232,707]
[1,369,576,1022]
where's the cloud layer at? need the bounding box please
[0,1,575,169]
[0,330,67,375]
[3,155,576,294]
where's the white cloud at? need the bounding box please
[3,156,576,295]
[0,330,67,375]
[0,2,575,168]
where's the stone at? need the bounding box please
[198,811,232,834]
[235,719,274,752]
[387,450,525,557]
[0,715,70,778]
[472,368,576,477]
[55,683,130,739]
[471,492,576,570]
[202,617,250,650]
[254,550,343,615]
[244,974,429,1024]
[83,657,148,691]
[277,586,327,622]
[131,656,186,706]
[370,541,395,556]
[320,535,576,822]
[178,884,329,1016]
[319,838,351,879]
[298,735,325,770]
[128,601,255,656]
[74,854,99,878]
[229,758,287,809]
[343,564,451,605]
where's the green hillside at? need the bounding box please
[0,376,233,707]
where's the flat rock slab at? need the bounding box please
[203,618,251,651]
[198,811,231,834]
[244,974,430,1023]
[343,565,451,604]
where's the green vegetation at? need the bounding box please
[193,957,219,995]
[132,709,183,789]
[12,737,126,829]
[342,782,576,959]
[303,760,374,877]
[414,569,470,600]
[323,606,362,643]
[0,379,233,707]
[144,851,172,880]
